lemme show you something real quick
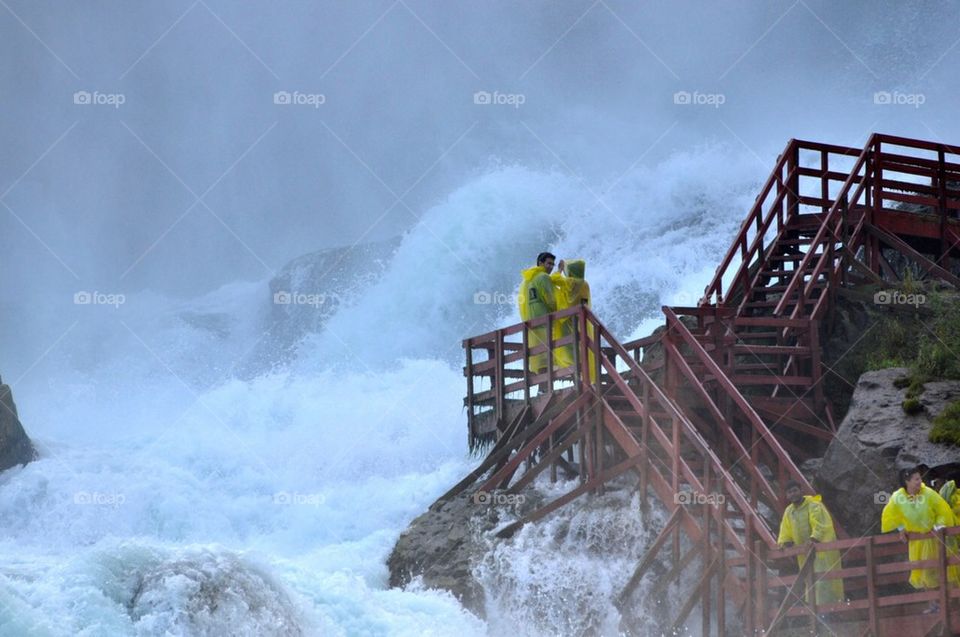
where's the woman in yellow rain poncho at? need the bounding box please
[939,479,960,520]
[777,482,845,605]
[550,259,596,382]
[882,467,960,595]
[518,253,557,374]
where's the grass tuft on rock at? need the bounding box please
[902,397,924,415]
[930,400,960,446]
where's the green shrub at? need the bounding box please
[902,397,924,415]
[906,377,927,399]
[930,400,960,446]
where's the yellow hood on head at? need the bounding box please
[521,265,546,281]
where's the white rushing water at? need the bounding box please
[1,144,767,635]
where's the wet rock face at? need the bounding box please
[387,491,518,617]
[816,367,960,537]
[128,551,305,636]
[235,237,400,378]
[0,377,36,472]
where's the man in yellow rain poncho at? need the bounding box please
[882,466,960,613]
[518,252,557,375]
[777,481,844,606]
[550,259,596,382]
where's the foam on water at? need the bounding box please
[2,143,762,635]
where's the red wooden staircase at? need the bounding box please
[455,133,960,635]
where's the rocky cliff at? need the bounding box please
[0,376,36,472]
[817,367,960,537]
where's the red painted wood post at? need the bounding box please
[465,339,474,444]
[870,138,882,275]
[787,141,799,222]
[821,148,829,215]
[757,540,769,633]
[672,413,680,566]
[806,544,818,634]
[640,380,650,509]
[494,331,505,423]
[521,324,530,404]
[701,463,712,637]
[865,537,879,636]
[745,517,754,636]
[938,147,950,267]
[840,195,849,288]
[810,319,823,414]
[578,307,591,390]
[546,314,555,391]
[716,500,726,637]
[938,527,949,631]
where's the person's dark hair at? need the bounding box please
[785,480,801,491]
[900,466,922,488]
[536,252,556,265]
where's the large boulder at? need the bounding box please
[236,237,400,377]
[0,376,36,471]
[816,367,960,537]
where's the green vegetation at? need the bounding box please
[930,400,960,446]
[902,397,923,415]
[824,286,960,428]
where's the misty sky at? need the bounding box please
[2,0,959,371]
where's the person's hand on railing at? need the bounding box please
[898,528,908,544]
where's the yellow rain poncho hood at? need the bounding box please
[518,265,557,373]
[777,494,844,605]
[518,265,556,321]
[550,260,594,380]
[881,484,960,589]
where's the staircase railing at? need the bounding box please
[702,139,861,309]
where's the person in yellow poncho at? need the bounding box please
[882,466,960,614]
[939,479,960,521]
[550,259,596,382]
[518,252,557,375]
[777,481,845,606]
